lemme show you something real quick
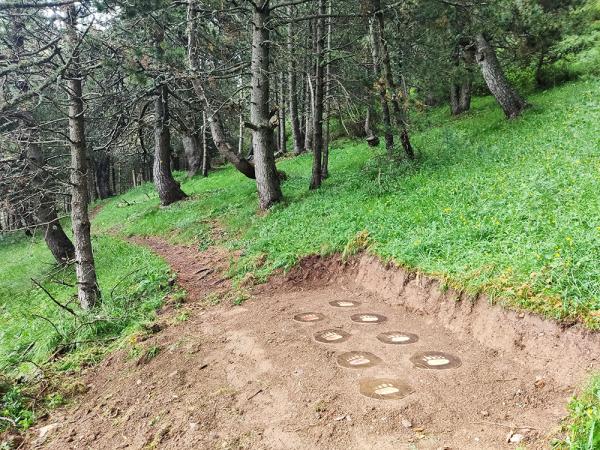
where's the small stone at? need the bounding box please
[508,433,525,444]
[136,379,142,385]
[401,419,413,428]
[189,422,199,431]
[414,427,425,432]
[534,377,545,388]
[37,423,61,444]
[518,313,525,319]
[334,415,347,421]
[480,410,489,417]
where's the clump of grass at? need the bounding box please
[554,375,600,449]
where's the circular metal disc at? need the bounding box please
[314,329,351,344]
[410,351,462,370]
[329,300,361,308]
[377,331,419,345]
[350,313,387,324]
[337,351,382,369]
[359,377,414,400]
[293,312,325,323]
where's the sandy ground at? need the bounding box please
[23,238,591,450]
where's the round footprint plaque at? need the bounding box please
[409,351,461,370]
[337,351,382,369]
[350,313,387,324]
[329,300,361,308]
[314,329,351,344]
[293,312,325,323]
[377,331,419,345]
[359,377,413,400]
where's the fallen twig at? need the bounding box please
[31,278,77,316]
[247,389,263,401]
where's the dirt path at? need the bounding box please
[26,239,596,450]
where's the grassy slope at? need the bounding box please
[0,234,173,372]
[95,78,600,328]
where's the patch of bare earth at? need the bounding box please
[26,243,600,450]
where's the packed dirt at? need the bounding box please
[25,239,600,449]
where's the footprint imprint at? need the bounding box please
[410,351,461,370]
[329,300,361,308]
[293,312,325,323]
[373,383,400,395]
[359,378,414,400]
[347,354,371,366]
[350,313,387,324]
[337,351,382,369]
[423,355,450,366]
[314,329,351,344]
[377,331,419,345]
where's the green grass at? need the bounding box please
[95,78,600,329]
[555,375,600,449]
[0,232,173,431]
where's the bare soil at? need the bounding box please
[25,241,600,450]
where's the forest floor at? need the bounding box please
[23,237,598,449]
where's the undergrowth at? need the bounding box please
[0,233,174,433]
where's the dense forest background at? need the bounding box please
[1,0,599,447]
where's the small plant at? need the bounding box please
[342,230,370,261]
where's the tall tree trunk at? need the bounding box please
[95,152,113,199]
[458,78,471,112]
[66,6,99,310]
[369,17,393,154]
[304,20,314,153]
[182,132,202,177]
[372,0,414,159]
[450,43,472,115]
[450,83,461,115]
[287,4,304,155]
[310,0,326,189]
[26,139,75,264]
[249,1,283,208]
[278,72,287,154]
[153,83,187,206]
[201,111,209,177]
[475,33,526,119]
[322,0,333,178]
[187,0,255,179]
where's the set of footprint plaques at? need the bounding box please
[293,300,461,400]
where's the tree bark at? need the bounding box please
[249,1,283,208]
[94,152,113,199]
[26,140,75,264]
[303,20,314,153]
[475,33,526,119]
[153,83,187,206]
[287,4,304,155]
[278,71,287,154]
[322,0,332,179]
[201,111,209,177]
[182,132,202,177]
[372,0,414,159]
[369,17,393,154]
[66,6,100,310]
[310,0,326,190]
